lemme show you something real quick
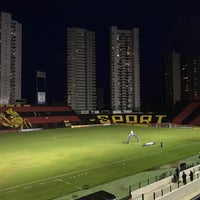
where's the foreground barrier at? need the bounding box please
[131,164,200,200]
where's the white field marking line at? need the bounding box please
[5,189,15,193]
[39,182,46,185]
[1,141,200,193]
[23,186,32,189]
[52,179,63,182]
[75,186,82,190]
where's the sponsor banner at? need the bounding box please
[37,92,46,105]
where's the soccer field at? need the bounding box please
[0,125,200,200]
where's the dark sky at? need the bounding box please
[1,0,200,105]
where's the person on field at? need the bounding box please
[126,130,138,144]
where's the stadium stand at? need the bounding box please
[191,114,200,126]
[0,105,81,129]
[182,106,200,125]
[0,101,198,131]
[172,101,200,125]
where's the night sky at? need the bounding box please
[1,0,200,106]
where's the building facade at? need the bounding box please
[66,27,96,112]
[181,57,200,101]
[110,26,140,111]
[0,12,22,105]
[164,52,181,110]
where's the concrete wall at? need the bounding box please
[157,177,200,200]
[131,164,200,200]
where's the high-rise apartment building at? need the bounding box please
[181,57,200,101]
[0,12,22,105]
[110,26,140,111]
[164,52,181,110]
[66,27,96,112]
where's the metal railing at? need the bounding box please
[129,162,200,200]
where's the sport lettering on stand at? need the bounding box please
[96,114,167,124]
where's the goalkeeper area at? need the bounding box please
[0,125,200,200]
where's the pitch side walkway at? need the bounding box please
[54,155,200,200]
[131,164,200,200]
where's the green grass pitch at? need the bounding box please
[0,125,200,200]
